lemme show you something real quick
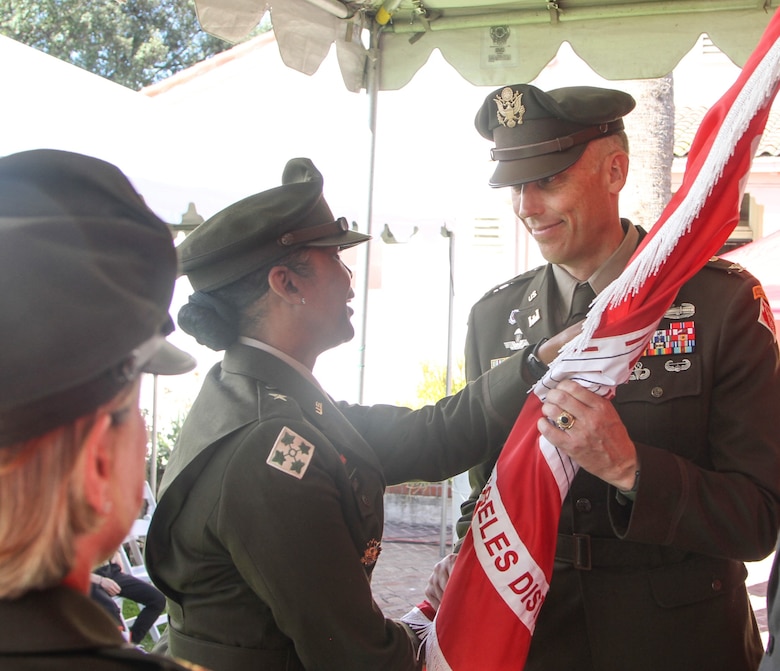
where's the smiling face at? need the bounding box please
[510,137,628,281]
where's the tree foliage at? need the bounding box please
[0,0,262,89]
[408,359,466,409]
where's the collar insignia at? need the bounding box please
[495,87,525,128]
[269,393,288,401]
[315,401,324,415]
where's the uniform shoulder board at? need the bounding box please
[478,265,545,301]
[708,255,745,273]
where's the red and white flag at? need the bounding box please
[402,11,780,670]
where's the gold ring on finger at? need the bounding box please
[555,410,576,431]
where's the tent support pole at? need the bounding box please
[357,25,381,404]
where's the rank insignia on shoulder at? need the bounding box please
[643,321,695,356]
[267,427,315,479]
[361,539,382,567]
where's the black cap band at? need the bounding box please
[278,217,350,246]
[491,119,624,162]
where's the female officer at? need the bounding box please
[0,149,198,670]
[145,158,572,671]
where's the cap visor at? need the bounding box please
[142,340,197,375]
[307,230,371,249]
[489,145,587,188]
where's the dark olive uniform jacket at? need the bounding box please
[0,585,200,670]
[459,224,780,671]
[146,343,532,671]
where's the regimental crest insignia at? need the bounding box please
[495,87,525,128]
[266,427,315,480]
[361,539,382,567]
[755,286,777,341]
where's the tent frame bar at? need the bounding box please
[387,0,773,34]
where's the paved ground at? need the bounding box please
[371,520,449,619]
[372,517,774,647]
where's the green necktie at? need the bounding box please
[567,282,596,326]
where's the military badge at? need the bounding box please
[269,392,288,401]
[266,427,315,480]
[495,87,525,128]
[643,321,695,356]
[315,401,323,415]
[629,362,651,381]
[665,359,692,373]
[663,302,695,320]
[361,539,382,567]
[755,286,777,341]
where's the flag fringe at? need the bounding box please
[556,37,780,362]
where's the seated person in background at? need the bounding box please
[0,149,200,670]
[90,550,166,645]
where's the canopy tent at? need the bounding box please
[184,0,780,407]
[723,231,780,329]
[194,0,778,91]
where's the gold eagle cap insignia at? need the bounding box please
[495,87,525,128]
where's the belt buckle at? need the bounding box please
[573,533,592,570]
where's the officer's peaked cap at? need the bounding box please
[178,158,371,292]
[0,149,195,447]
[475,84,636,187]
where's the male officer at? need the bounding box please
[425,84,780,670]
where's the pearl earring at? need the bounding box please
[300,297,306,305]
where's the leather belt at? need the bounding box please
[555,533,675,571]
[556,533,593,570]
[168,625,304,671]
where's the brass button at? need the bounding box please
[650,386,664,398]
[575,498,592,513]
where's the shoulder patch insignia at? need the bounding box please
[267,427,315,479]
[756,290,777,342]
